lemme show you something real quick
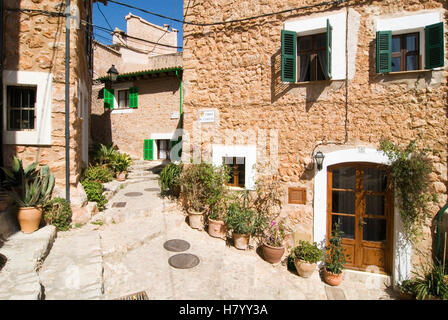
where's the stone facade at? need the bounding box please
[2,0,98,199]
[182,0,448,281]
[91,14,182,160]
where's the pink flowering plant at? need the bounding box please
[263,219,286,247]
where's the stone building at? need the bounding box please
[181,0,448,285]
[91,14,182,160]
[0,0,106,201]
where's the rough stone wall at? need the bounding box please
[91,76,181,159]
[2,0,92,195]
[182,0,448,265]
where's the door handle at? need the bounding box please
[360,217,367,227]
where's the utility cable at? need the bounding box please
[106,0,348,26]
[96,1,127,47]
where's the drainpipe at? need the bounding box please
[175,68,182,115]
[436,203,448,259]
[65,0,70,202]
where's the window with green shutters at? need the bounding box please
[425,22,444,69]
[143,139,154,160]
[103,88,114,109]
[281,30,297,82]
[129,87,138,108]
[377,21,444,73]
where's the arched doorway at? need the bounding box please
[327,163,393,274]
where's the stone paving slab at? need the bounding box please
[0,225,56,300]
[39,228,103,300]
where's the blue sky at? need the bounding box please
[93,0,184,51]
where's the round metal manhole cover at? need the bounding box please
[144,188,160,192]
[124,192,143,197]
[168,253,200,269]
[163,239,190,252]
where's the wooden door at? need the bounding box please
[327,163,393,274]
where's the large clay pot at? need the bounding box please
[262,243,285,264]
[208,217,227,239]
[17,207,42,234]
[233,233,250,250]
[188,211,204,229]
[294,258,317,278]
[324,269,343,286]
[117,172,127,181]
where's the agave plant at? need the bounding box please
[0,157,39,190]
[8,165,55,208]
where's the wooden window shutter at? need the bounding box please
[103,88,114,109]
[376,31,392,73]
[129,87,138,108]
[326,19,333,79]
[143,139,154,160]
[281,30,297,82]
[425,22,444,69]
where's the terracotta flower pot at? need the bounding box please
[188,211,204,229]
[294,258,317,278]
[117,172,127,181]
[324,269,343,286]
[233,233,250,250]
[17,207,42,234]
[262,243,285,264]
[208,217,227,239]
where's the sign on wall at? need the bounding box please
[171,112,180,119]
[198,110,215,123]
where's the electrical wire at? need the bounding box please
[106,0,348,26]
[96,1,127,47]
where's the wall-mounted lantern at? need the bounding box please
[107,64,119,82]
[314,151,325,171]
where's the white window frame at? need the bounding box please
[2,70,52,145]
[375,10,444,72]
[283,10,347,81]
[110,81,134,114]
[212,144,256,190]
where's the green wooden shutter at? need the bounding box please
[129,87,138,108]
[143,139,154,160]
[281,30,297,82]
[376,31,392,73]
[425,22,444,69]
[104,88,114,109]
[326,19,333,79]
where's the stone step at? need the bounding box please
[127,172,159,179]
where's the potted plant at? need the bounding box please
[159,162,183,197]
[179,162,229,230]
[224,196,258,250]
[324,224,348,286]
[111,152,133,181]
[207,193,229,239]
[260,219,287,264]
[291,240,323,278]
[8,165,55,234]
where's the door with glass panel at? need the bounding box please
[327,163,393,274]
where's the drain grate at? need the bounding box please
[116,291,149,300]
[168,253,200,269]
[163,239,190,252]
[124,192,143,197]
[112,202,127,208]
[144,188,160,192]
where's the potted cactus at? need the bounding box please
[7,164,55,234]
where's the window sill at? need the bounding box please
[225,186,246,191]
[378,69,436,76]
[110,108,136,114]
[294,79,336,85]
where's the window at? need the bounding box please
[223,157,245,188]
[376,21,444,73]
[391,33,419,72]
[298,33,327,82]
[103,86,138,109]
[282,19,333,82]
[7,86,36,131]
[117,89,129,109]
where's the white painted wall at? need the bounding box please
[284,9,347,80]
[313,147,411,285]
[2,70,52,145]
[212,144,257,190]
